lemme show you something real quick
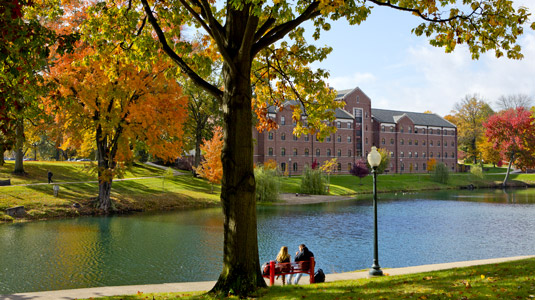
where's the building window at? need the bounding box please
[293,162,298,172]
[401,139,404,145]
[268,148,273,156]
[390,151,394,158]
[400,151,404,158]
[365,137,368,144]
[327,136,331,142]
[430,128,433,134]
[293,134,298,141]
[337,135,342,142]
[423,140,426,146]
[452,152,455,158]
[281,162,286,171]
[400,126,404,133]
[438,152,441,158]
[430,152,433,158]
[337,163,342,171]
[357,95,360,103]
[268,132,273,140]
[408,126,412,133]
[438,129,441,135]
[347,136,351,143]
[348,163,352,171]
[445,152,448,158]
[365,112,368,118]
[390,138,394,145]
[281,116,285,125]
[382,138,386,145]
[415,163,419,171]
[409,139,412,145]
[423,152,426,158]
[293,148,298,156]
[316,149,320,156]
[281,133,286,140]
[422,129,426,134]
[451,141,454,147]
[305,148,309,156]
[337,121,341,128]
[348,149,352,157]
[348,122,352,129]
[305,134,309,141]
[281,148,286,156]
[390,126,394,132]
[327,149,331,157]
[430,140,433,146]
[415,140,419,146]
[423,163,427,170]
[337,149,342,157]
[381,125,385,132]
[437,141,441,146]
[415,128,418,134]
[401,163,405,171]
[409,151,412,158]
[415,152,418,158]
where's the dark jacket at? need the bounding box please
[294,247,314,262]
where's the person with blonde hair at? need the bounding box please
[275,246,291,285]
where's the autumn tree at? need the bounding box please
[194,128,223,193]
[45,5,188,211]
[320,157,337,190]
[478,138,501,166]
[84,0,534,295]
[350,159,369,185]
[484,107,535,187]
[450,95,494,164]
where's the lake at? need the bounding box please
[1,188,535,294]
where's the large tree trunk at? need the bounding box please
[0,144,5,166]
[210,39,265,296]
[503,153,514,188]
[96,126,114,212]
[13,118,25,175]
[194,126,202,168]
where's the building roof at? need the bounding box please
[336,89,354,99]
[267,100,353,120]
[372,108,456,128]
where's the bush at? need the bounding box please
[470,165,484,178]
[255,166,280,202]
[431,162,449,184]
[300,166,326,195]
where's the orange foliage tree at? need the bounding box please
[44,7,187,211]
[427,158,437,172]
[194,127,223,193]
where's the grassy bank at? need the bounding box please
[83,257,535,299]
[0,161,220,223]
[280,171,535,196]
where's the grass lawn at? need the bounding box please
[82,257,535,299]
[0,161,220,222]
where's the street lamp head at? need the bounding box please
[367,146,382,168]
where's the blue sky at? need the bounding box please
[307,1,535,116]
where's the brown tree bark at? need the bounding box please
[0,144,5,166]
[96,125,115,212]
[13,118,25,175]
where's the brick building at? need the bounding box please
[253,87,457,174]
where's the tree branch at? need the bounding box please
[367,0,477,23]
[252,1,321,56]
[140,0,223,101]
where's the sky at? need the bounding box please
[306,1,535,116]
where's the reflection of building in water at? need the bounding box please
[253,87,458,174]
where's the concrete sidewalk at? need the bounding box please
[2,255,533,300]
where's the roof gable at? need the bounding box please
[372,108,456,128]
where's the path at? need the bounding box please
[2,256,533,300]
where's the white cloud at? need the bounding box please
[327,72,377,90]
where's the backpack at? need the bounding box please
[314,268,325,283]
[261,262,270,276]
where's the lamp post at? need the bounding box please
[367,146,383,276]
[289,157,292,177]
[399,158,403,175]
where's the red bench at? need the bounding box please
[262,257,315,286]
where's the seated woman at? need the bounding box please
[275,246,291,285]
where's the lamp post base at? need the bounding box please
[369,265,383,276]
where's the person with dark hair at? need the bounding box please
[288,244,314,285]
[47,170,53,184]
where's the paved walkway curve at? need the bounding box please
[2,256,533,300]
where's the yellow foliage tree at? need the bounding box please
[427,158,437,172]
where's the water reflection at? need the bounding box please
[1,189,535,294]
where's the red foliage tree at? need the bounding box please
[484,107,535,186]
[350,159,369,185]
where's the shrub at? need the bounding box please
[255,166,280,202]
[471,165,484,178]
[431,162,449,184]
[300,166,326,195]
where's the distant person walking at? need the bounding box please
[47,170,53,184]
